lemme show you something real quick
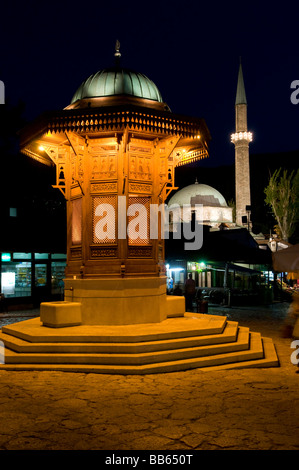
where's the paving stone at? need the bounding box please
[0,303,298,450]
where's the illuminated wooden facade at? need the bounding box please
[20,65,211,324]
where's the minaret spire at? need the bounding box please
[235,61,247,105]
[231,60,252,228]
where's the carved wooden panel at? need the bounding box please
[91,155,117,180]
[70,247,82,259]
[129,155,152,181]
[128,196,150,246]
[128,182,152,194]
[128,246,152,258]
[77,145,84,184]
[90,246,118,258]
[91,182,118,193]
[71,185,82,198]
[92,195,117,244]
[129,141,153,154]
[89,142,118,153]
[71,198,82,245]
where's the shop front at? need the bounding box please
[0,252,66,309]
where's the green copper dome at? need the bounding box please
[70,66,163,104]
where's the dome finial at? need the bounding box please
[115,40,121,63]
[114,40,121,67]
[195,177,198,184]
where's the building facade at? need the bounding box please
[0,252,66,309]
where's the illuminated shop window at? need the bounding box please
[9,208,17,217]
[1,262,32,297]
[1,253,11,262]
[51,262,66,295]
[35,264,47,287]
[51,253,66,260]
[13,253,32,260]
[35,253,49,260]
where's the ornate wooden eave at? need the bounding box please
[19,103,211,166]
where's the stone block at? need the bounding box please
[166,295,185,317]
[40,301,82,328]
[64,277,168,325]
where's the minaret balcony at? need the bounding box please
[231,131,253,143]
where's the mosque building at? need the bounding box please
[165,63,272,304]
[166,61,251,232]
[167,179,234,230]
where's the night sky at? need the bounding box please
[1,0,298,170]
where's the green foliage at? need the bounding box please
[264,168,299,241]
[227,199,236,223]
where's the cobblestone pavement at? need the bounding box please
[0,303,298,451]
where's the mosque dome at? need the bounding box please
[168,181,228,208]
[66,42,170,111]
[70,66,163,105]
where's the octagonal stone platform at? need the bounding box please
[0,313,279,374]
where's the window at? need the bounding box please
[1,253,11,262]
[35,253,49,260]
[128,197,150,245]
[51,253,66,260]
[1,262,31,297]
[51,262,66,295]
[35,264,47,287]
[93,195,116,244]
[72,198,82,245]
[9,208,17,217]
[13,253,31,260]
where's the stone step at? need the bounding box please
[0,321,239,354]
[0,335,277,374]
[1,314,227,344]
[1,327,252,366]
[0,313,280,374]
[197,337,280,371]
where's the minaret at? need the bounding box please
[231,61,252,227]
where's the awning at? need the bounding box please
[226,263,262,276]
[286,271,299,280]
[272,244,299,272]
[165,225,272,266]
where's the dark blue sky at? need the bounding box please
[1,0,298,168]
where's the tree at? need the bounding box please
[227,199,236,223]
[264,168,299,242]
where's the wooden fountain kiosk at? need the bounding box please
[19,49,210,327]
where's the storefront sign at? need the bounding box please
[1,253,11,262]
